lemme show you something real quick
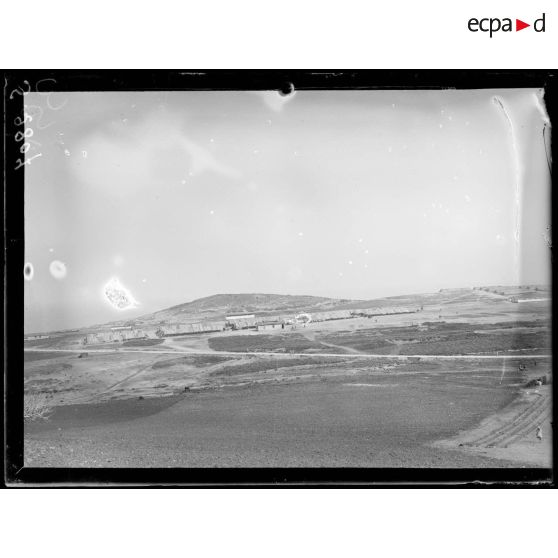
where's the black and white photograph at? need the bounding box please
[7,73,553,479]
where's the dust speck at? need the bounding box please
[49,260,67,279]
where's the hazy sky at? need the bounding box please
[24,88,551,332]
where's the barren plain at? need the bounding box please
[24,286,552,468]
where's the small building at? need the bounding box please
[155,321,226,337]
[257,321,284,331]
[225,314,257,330]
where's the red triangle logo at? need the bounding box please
[516,19,530,31]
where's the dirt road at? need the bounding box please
[24,347,552,360]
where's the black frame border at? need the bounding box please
[3,70,556,487]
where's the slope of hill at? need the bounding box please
[52,284,549,333]
[132,293,351,326]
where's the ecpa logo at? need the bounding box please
[468,13,546,37]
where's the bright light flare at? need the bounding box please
[103,277,138,310]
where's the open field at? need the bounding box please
[23,349,551,467]
[317,321,550,356]
[25,371,538,468]
[208,333,324,353]
[23,286,552,468]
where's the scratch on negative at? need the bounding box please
[492,96,521,274]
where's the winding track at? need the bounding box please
[466,392,551,449]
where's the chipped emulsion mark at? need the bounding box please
[49,260,67,279]
[24,262,34,281]
[252,88,296,113]
[103,277,139,310]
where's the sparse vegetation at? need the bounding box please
[209,334,322,353]
[24,351,67,363]
[122,338,164,347]
[24,392,53,421]
[318,322,551,355]
[209,356,344,378]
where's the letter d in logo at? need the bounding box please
[534,13,546,32]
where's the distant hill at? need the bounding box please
[113,288,494,328]
[26,284,552,336]
[87,284,552,330]
[132,293,352,326]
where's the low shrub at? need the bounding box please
[23,392,53,421]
